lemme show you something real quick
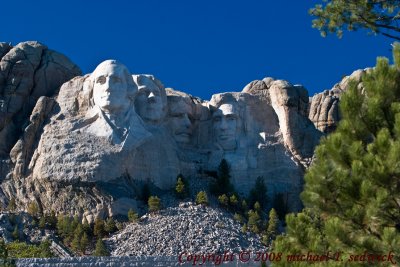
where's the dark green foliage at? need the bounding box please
[93,239,109,256]
[272,193,289,221]
[233,213,244,223]
[248,176,268,209]
[71,224,83,252]
[148,196,161,212]
[241,223,247,233]
[175,175,188,198]
[45,211,57,229]
[0,239,8,262]
[195,191,209,206]
[218,194,229,206]
[229,194,239,207]
[127,209,139,222]
[310,0,400,40]
[6,240,53,258]
[93,218,106,238]
[82,217,92,236]
[104,218,116,234]
[247,209,261,234]
[274,47,400,265]
[264,208,279,245]
[80,232,89,254]
[210,159,234,195]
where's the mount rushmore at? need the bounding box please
[0,41,364,221]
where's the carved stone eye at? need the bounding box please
[96,76,106,84]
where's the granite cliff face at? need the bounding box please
[308,69,368,133]
[0,42,343,222]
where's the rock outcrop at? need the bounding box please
[308,69,368,133]
[0,44,324,220]
[0,41,81,158]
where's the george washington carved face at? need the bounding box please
[91,60,136,115]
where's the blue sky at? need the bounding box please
[1,0,392,100]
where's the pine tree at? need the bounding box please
[128,209,139,222]
[80,232,89,254]
[273,47,400,265]
[0,238,7,263]
[82,217,91,235]
[264,208,279,245]
[195,191,209,206]
[248,176,267,209]
[104,217,116,234]
[218,194,229,206]
[93,239,109,256]
[272,193,288,221]
[148,196,161,212]
[93,218,105,238]
[175,175,187,198]
[229,194,239,207]
[247,210,261,234]
[211,159,234,195]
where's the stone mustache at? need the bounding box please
[2,59,322,220]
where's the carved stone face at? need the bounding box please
[92,62,130,114]
[168,99,193,145]
[213,103,239,150]
[135,80,164,122]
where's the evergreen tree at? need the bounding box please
[248,176,267,209]
[82,217,91,236]
[93,218,106,238]
[148,196,161,212]
[175,175,187,198]
[0,238,7,262]
[247,210,261,234]
[272,193,288,221]
[241,223,248,233]
[229,194,239,207]
[310,0,400,40]
[94,239,109,256]
[127,209,139,222]
[46,211,57,229]
[264,208,279,245]
[104,217,116,234]
[71,232,81,253]
[211,159,233,195]
[195,191,209,206]
[218,194,229,206]
[80,232,89,254]
[274,47,400,265]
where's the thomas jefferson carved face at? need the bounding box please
[168,99,194,145]
[213,103,240,150]
[135,76,166,123]
[92,61,134,115]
